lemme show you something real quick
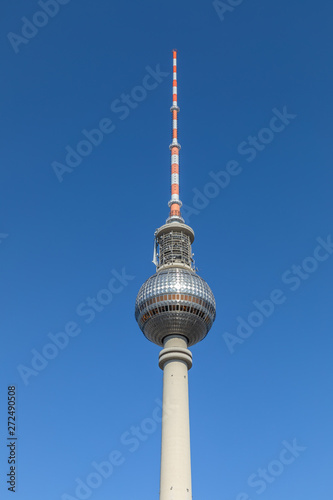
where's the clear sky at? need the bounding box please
[1,0,333,499]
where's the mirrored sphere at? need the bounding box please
[135,267,216,346]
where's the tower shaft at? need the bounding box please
[159,336,193,500]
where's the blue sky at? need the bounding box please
[1,0,333,499]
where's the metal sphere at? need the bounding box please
[135,267,216,346]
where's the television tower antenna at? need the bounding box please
[168,49,183,223]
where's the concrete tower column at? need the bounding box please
[158,335,193,500]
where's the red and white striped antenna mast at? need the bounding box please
[167,49,184,223]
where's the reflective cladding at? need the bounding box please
[135,268,216,346]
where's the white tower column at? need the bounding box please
[158,335,193,500]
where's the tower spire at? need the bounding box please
[168,49,183,223]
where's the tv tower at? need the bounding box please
[135,50,216,500]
